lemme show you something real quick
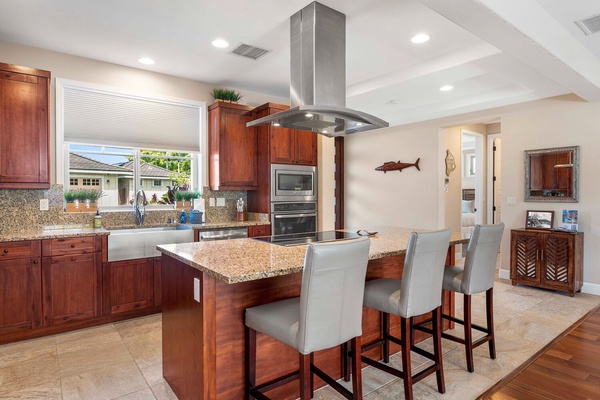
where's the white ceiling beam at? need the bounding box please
[419,0,600,102]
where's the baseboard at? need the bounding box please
[581,282,600,295]
[498,269,510,280]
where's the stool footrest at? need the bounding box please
[254,370,300,393]
[311,364,354,400]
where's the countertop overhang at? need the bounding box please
[157,227,468,284]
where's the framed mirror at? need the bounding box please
[524,146,579,203]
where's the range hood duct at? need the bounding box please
[247,2,388,137]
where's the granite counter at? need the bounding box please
[157,226,466,284]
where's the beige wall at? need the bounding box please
[0,40,286,183]
[499,95,600,289]
[344,125,442,231]
[317,135,335,231]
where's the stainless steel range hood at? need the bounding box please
[247,2,388,137]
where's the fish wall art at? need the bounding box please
[375,158,420,173]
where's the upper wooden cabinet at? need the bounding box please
[254,103,317,166]
[208,102,258,190]
[0,63,50,189]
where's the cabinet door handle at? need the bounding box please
[540,249,544,260]
[33,260,38,264]
[3,249,8,253]
[70,244,76,248]
[71,257,76,261]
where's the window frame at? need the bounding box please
[55,78,207,208]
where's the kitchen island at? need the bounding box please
[157,227,467,400]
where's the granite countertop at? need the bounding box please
[0,226,109,242]
[157,227,468,284]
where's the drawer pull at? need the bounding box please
[33,260,38,264]
[71,257,76,261]
[70,244,76,248]
[3,249,8,253]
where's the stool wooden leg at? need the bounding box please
[432,306,445,394]
[351,337,363,400]
[382,312,390,363]
[299,353,312,400]
[487,288,496,360]
[245,327,256,400]
[464,294,474,373]
[343,341,351,382]
[400,317,413,400]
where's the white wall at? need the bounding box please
[0,40,286,183]
[499,95,600,289]
[344,125,441,231]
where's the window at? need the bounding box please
[56,78,205,209]
[66,144,195,207]
[82,178,100,186]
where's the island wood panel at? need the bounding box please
[162,245,456,400]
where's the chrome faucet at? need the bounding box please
[134,189,147,225]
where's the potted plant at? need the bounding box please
[175,190,201,209]
[64,189,103,212]
[210,88,243,104]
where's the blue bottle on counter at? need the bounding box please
[179,210,187,224]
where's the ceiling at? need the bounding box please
[1,0,600,127]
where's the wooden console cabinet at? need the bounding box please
[510,229,583,296]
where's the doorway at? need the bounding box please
[487,134,501,224]
[460,130,484,240]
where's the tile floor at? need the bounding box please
[1,263,599,399]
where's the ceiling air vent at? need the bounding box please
[575,13,600,35]
[229,43,270,60]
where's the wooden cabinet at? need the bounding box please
[247,224,271,238]
[0,63,50,189]
[0,241,41,334]
[103,257,159,315]
[255,103,317,166]
[510,229,583,296]
[208,102,258,190]
[41,237,103,326]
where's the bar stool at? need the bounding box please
[437,223,504,372]
[355,229,451,400]
[245,237,371,400]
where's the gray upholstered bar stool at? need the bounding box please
[437,222,504,372]
[244,237,370,400]
[356,229,451,400]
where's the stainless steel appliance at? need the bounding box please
[271,163,317,203]
[252,230,360,247]
[247,2,388,137]
[198,227,248,241]
[271,202,317,236]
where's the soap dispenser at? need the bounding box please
[179,210,187,224]
[93,210,102,228]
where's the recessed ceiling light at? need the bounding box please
[138,57,155,65]
[440,85,454,91]
[411,33,430,44]
[305,113,314,118]
[211,39,229,48]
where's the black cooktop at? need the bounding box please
[251,230,361,247]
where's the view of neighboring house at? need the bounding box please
[68,153,173,206]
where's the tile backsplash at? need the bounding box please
[0,185,260,233]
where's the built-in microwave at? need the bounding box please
[271,164,317,202]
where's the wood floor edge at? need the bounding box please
[476,302,600,400]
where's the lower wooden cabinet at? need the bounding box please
[103,257,161,315]
[247,224,271,238]
[510,229,583,296]
[42,253,102,326]
[0,257,42,334]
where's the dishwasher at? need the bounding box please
[198,227,248,241]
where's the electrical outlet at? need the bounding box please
[216,198,225,207]
[209,198,215,207]
[193,278,200,302]
[40,199,49,211]
[507,196,517,206]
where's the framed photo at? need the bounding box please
[526,210,554,230]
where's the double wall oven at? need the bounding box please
[270,164,317,237]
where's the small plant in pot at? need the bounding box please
[175,190,201,209]
[210,88,243,104]
[64,189,104,212]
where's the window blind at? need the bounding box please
[63,86,201,152]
